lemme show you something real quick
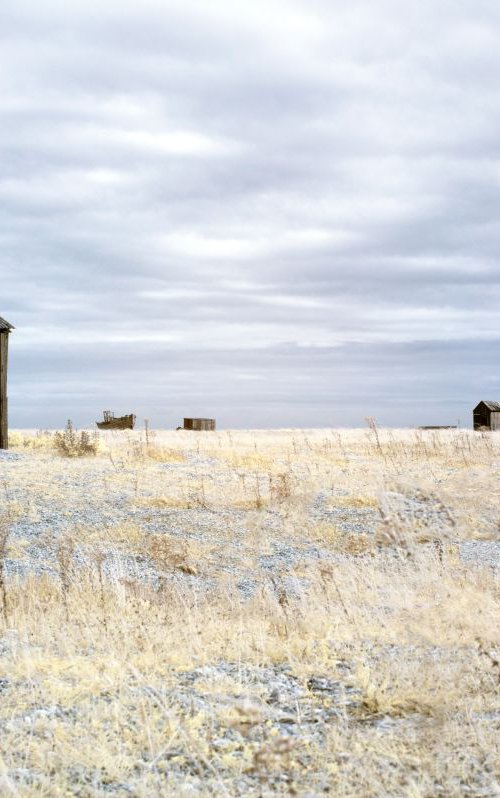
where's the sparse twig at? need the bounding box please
[57,535,75,621]
[0,515,10,624]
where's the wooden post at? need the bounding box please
[0,318,14,450]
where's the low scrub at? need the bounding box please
[54,420,99,457]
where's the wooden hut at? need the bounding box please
[0,317,14,449]
[183,418,216,431]
[473,401,500,431]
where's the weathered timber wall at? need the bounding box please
[183,418,216,431]
[0,332,9,449]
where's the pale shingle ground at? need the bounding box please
[0,429,499,796]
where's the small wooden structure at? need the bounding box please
[0,317,14,449]
[182,417,216,431]
[473,401,500,431]
[418,426,457,430]
[96,410,136,430]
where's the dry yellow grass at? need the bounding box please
[0,426,499,796]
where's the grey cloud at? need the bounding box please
[1,0,499,426]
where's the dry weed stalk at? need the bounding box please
[94,549,108,632]
[57,535,75,620]
[365,416,383,456]
[0,514,10,624]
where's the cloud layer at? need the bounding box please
[1,0,499,427]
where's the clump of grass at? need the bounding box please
[230,498,271,510]
[269,471,293,503]
[327,495,379,508]
[309,522,341,546]
[342,533,375,556]
[9,430,54,450]
[130,440,187,463]
[54,420,99,457]
[134,495,197,510]
[77,522,144,550]
[354,662,442,720]
[146,534,199,575]
[221,452,276,471]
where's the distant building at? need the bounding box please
[182,418,216,431]
[473,401,500,431]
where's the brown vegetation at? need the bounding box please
[0,427,499,795]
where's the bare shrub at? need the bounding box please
[54,420,99,457]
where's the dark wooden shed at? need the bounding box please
[0,317,14,449]
[183,418,216,431]
[473,401,500,431]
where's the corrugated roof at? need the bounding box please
[480,401,500,412]
[0,317,14,331]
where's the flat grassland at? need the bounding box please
[0,427,499,797]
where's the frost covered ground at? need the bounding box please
[0,427,499,796]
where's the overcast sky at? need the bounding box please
[1,0,499,428]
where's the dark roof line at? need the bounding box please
[479,400,500,412]
[0,317,14,331]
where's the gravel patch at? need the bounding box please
[1,451,499,592]
[458,541,500,568]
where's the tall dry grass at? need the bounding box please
[0,426,499,795]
